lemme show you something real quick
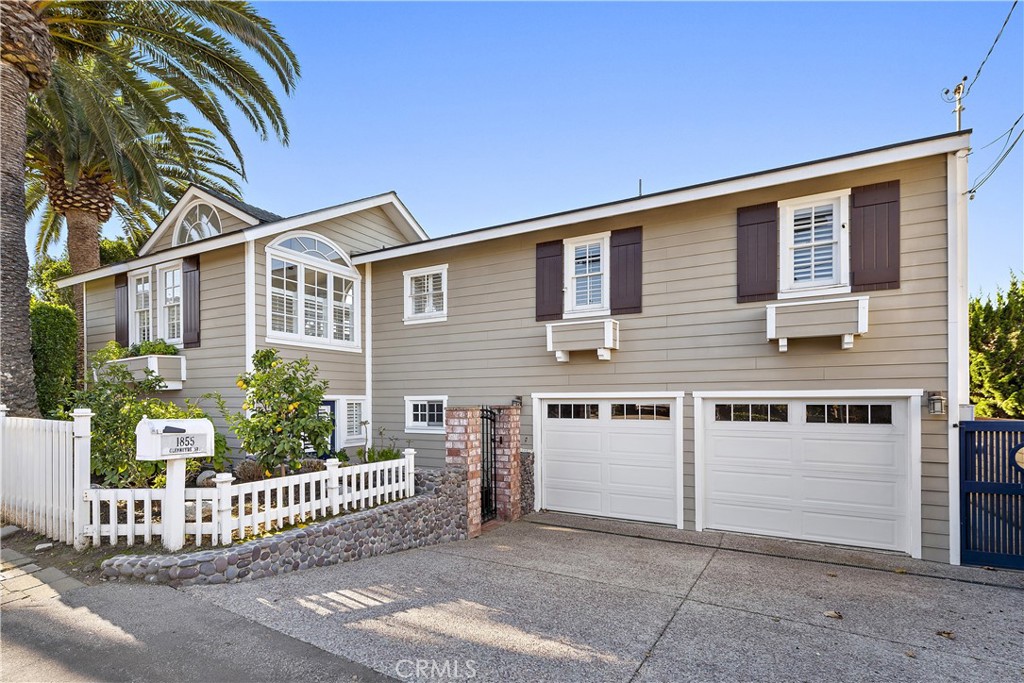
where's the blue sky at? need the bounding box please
[84,1,1023,296]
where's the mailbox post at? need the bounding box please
[136,417,215,551]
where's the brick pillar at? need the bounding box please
[494,405,522,522]
[445,407,482,539]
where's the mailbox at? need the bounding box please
[135,417,215,461]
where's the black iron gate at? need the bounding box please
[480,407,497,523]
[960,420,1024,569]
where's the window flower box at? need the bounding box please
[104,355,186,390]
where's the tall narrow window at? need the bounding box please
[403,265,448,324]
[346,400,363,441]
[779,190,850,296]
[563,233,610,316]
[266,233,360,349]
[270,258,299,335]
[159,266,183,344]
[131,272,153,343]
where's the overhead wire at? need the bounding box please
[964,0,1019,97]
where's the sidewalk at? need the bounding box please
[1,547,86,605]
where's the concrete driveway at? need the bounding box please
[184,515,1024,682]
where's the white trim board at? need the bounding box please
[354,132,971,265]
[139,186,261,256]
[692,389,924,398]
[946,149,970,565]
[531,391,686,529]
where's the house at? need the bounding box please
[59,130,972,565]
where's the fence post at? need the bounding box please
[214,473,235,546]
[163,459,187,552]
[325,458,341,515]
[403,448,416,497]
[71,408,93,551]
[0,405,7,524]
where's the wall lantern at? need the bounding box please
[928,392,948,416]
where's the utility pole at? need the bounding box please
[944,76,968,131]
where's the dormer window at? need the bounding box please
[174,202,222,245]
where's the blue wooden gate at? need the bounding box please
[960,420,1024,569]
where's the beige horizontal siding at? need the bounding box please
[83,248,248,451]
[369,154,953,563]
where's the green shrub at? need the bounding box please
[358,426,403,463]
[970,272,1024,418]
[30,299,78,417]
[63,358,229,487]
[129,339,179,356]
[223,349,334,473]
[93,340,128,363]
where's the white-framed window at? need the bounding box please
[322,395,368,449]
[173,201,222,246]
[563,232,610,318]
[778,190,851,298]
[157,263,183,345]
[403,264,448,324]
[265,232,361,351]
[405,395,447,434]
[129,270,154,344]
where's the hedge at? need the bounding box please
[30,299,77,416]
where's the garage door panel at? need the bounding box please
[707,470,793,501]
[607,431,675,459]
[800,475,902,509]
[544,487,604,515]
[545,460,603,485]
[708,434,793,464]
[708,501,794,534]
[609,493,676,523]
[802,512,900,549]
[607,463,674,489]
[545,430,602,451]
[802,438,901,469]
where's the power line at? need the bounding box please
[965,0,1019,97]
[970,128,1023,195]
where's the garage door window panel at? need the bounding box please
[806,403,893,425]
[547,403,599,419]
[714,403,789,423]
[611,403,670,420]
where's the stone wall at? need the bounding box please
[100,468,467,587]
[521,449,535,517]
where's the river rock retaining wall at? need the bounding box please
[521,449,534,517]
[100,467,467,586]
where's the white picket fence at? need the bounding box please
[0,412,80,544]
[0,406,416,550]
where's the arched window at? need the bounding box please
[174,202,222,245]
[265,232,360,350]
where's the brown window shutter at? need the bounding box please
[736,203,778,303]
[610,226,642,315]
[850,180,900,291]
[114,274,129,347]
[535,240,563,321]
[182,255,201,348]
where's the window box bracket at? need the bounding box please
[546,319,619,363]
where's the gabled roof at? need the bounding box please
[59,191,428,287]
[197,185,283,224]
[138,185,281,256]
[351,130,972,264]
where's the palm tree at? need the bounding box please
[26,72,243,372]
[0,0,300,415]
[1,1,54,416]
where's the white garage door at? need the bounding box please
[702,398,910,552]
[541,398,680,525]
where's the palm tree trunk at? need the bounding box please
[0,60,40,416]
[65,208,102,379]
